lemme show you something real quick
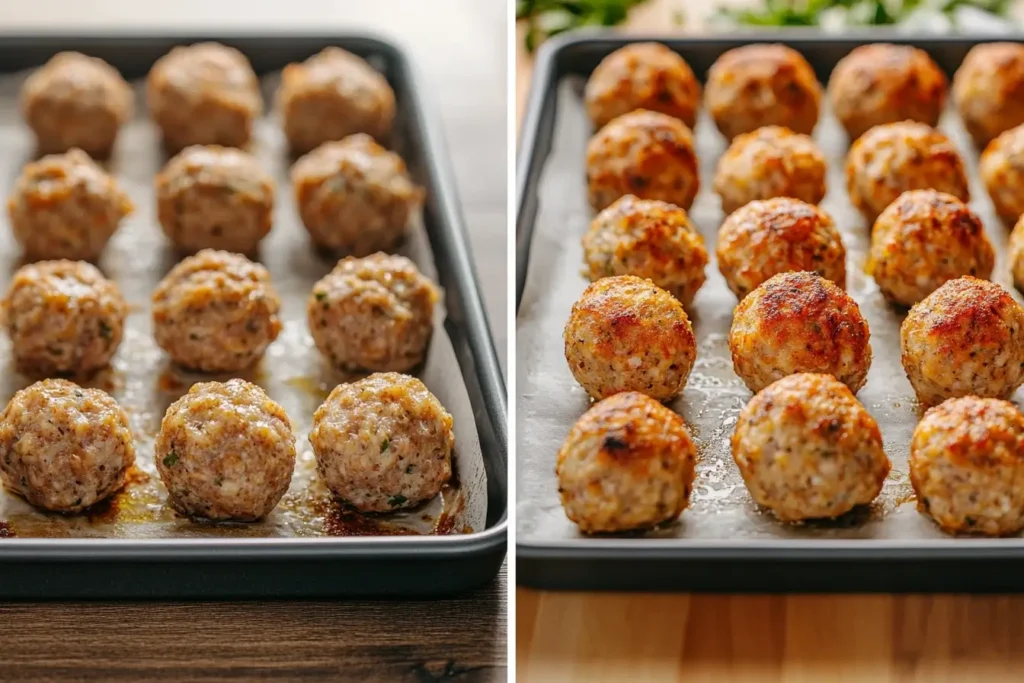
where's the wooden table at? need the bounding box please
[516,2,1024,680]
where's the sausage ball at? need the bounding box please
[953,42,1024,147]
[20,51,132,158]
[828,43,947,141]
[732,373,890,522]
[1009,215,1024,293]
[729,272,872,395]
[556,391,696,534]
[979,123,1024,225]
[152,249,281,373]
[584,42,701,130]
[705,44,821,140]
[585,109,699,212]
[292,134,423,256]
[563,275,696,402]
[867,190,994,308]
[309,253,437,373]
[581,195,708,308]
[147,42,262,151]
[911,397,1024,536]
[901,277,1024,406]
[155,379,295,521]
[713,126,827,216]
[3,260,127,377]
[7,149,132,261]
[155,145,274,254]
[278,47,396,154]
[716,198,846,299]
[846,121,969,223]
[309,373,453,513]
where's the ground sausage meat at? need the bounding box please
[1009,215,1024,293]
[979,123,1024,225]
[953,42,1024,147]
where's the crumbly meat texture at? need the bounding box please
[953,42,1024,147]
[1009,215,1024,293]
[980,123,1024,225]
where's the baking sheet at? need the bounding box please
[0,64,486,538]
[517,70,1023,544]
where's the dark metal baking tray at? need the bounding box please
[0,33,506,598]
[516,31,1024,592]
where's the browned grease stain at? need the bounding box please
[0,521,14,537]
[284,375,333,402]
[322,505,420,537]
[84,466,154,525]
[157,369,186,393]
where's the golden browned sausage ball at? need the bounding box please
[828,43,947,141]
[705,44,821,140]
[867,190,994,308]
[564,275,696,401]
[713,126,826,215]
[584,42,701,130]
[911,397,1024,536]
[1009,215,1024,293]
[846,121,969,222]
[556,391,697,534]
[716,198,846,299]
[581,195,707,308]
[953,42,1024,147]
[980,123,1024,225]
[732,373,890,522]
[585,109,699,212]
[901,277,1024,407]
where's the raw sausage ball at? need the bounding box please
[155,145,274,254]
[953,42,1024,147]
[147,42,262,151]
[152,249,282,373]
[1009,215,1024,293]
[584,42,701,130]
[20,51,132,158]
[581,195,708,308]
[716,198,846,299]
[705,44,821,140]
[155,379,295,521]
[845,121,969,223]
[729,272,872,395]
[0,379,134,513]
[828,43,947,141]
[732,373,890,522]
[911,397,1024,536]
[309,373,454,513]
[979,123,1024,225]
[278,47,396,154]
[585,109,699,212]
[901,277,1024,406]
[563,275,696,402]
[713,126,827,216]
[3,260,127,377]
[868,189,994,308]
[292,135,424,256]
[556,391,697,534]
[7,149,132,261]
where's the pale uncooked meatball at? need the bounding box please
[705,44,821,140]
[729,272,871,394]
[911,397,1024,536]
[585,109,699,211]
[716,198,846,299]
[309,373,453,512]
[556,391,696,533]
[3,260,127,377]
[1009,215,1024,293]
[828,43,947,141]
[868,189,994,308]
[292,135,424,256]
[713,126,827,215]
[278,47,396,154]
[155,145,274,254]
[20,51,133,158]
[147,42,262,151]
[901,277,1024,406]
[846,121,969,222]
[584,42,701,130]
[980,123,1024,225]
[155,379,295,521]
[953,42,1024,147]
[152,249,281,373]
[563,275,696,401]
[732,373,890,522]
[7,149,132,261]
[581,195,708,308]
[0,379,134,513]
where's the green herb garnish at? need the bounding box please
[162,450,179,467]
[717,0,1011,29]
[380,438,390,453]
[98,320,113,340]
[517,0,649,53]
[315,291,328,302]
[388,494,408,507]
